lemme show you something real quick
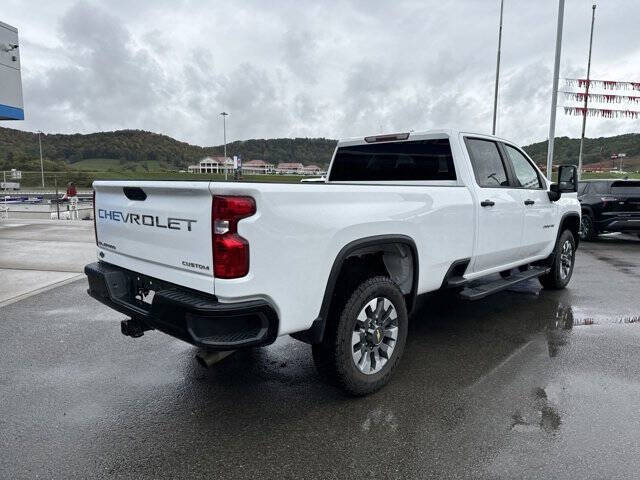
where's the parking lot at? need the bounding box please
[1,221,639,479]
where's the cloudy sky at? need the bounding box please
[2,0,639,146]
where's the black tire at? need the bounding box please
[539,230,576,290]
[312,276,408,396]
[580,214,597,241]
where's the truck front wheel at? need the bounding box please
[539,229,576,290]
[580,214,597,241]
[312,276,408,396]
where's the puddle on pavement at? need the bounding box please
[361,406,399,432]
[511,386,562,434]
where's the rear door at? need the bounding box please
[501,143,557,258]
[93,181,214,293]
[465,137,524,273]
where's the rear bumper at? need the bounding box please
[596,216,640,232]
[85,262,278,350]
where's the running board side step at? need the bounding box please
[458,266,550,301]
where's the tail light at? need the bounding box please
[92,189,98,245]
[212,195,256,278]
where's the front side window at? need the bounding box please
[578,182,589,195]
[465,138,509,188]
[504,144,542,189]
[329,138,456,182]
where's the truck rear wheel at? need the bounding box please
[539,229,576,290]
[312,276,408,396]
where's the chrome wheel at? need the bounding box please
[559,240,573,280]
[580,216,592,240]
[351,297,398,375]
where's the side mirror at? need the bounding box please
[548,165,578,202]
[558,165,578,193]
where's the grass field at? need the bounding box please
[580,172,640,179]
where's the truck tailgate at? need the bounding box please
[93,181,214,293]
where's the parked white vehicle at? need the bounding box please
[86,130,581,395]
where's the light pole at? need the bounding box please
[546,0,565,180]
[577,4,597,180]
[37,130,45,188]
[492,0,504,136]
[220,112,229,180]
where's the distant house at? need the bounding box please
[243,159,275,174]
[187,156,233,174]
[276,162,305,174]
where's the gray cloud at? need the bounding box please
[3,0,640,146]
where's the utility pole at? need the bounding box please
[546,0,565,180]
[492,0,504,136]
[37,130,45,188]
[220,112,229,180]
[577,4,596,180]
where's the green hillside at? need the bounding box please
[522,133,640,167]
[0,127,338,171]
[2,126,639,173]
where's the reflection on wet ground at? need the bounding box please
[0,235,639,479]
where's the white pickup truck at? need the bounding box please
[85,130,580,395]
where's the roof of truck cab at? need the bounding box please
[336,129,517,147]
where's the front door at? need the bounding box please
[465,138,525,273]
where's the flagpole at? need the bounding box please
[577,4,597,180]
[546,0,565,180]
[492,0,504,136]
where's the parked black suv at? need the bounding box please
[578,179,640,240]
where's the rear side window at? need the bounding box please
[329,139,456,182]
[465,138,509,188]
[590,182,610,194]
[610,181,640,195]
[503,144,542,189]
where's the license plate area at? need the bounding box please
[131,274,166,309]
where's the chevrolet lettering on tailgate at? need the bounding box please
[97,209,197,231]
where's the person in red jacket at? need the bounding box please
[65,182,78,219]
[66,182,77,198]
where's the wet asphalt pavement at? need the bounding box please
[1,235,639,479]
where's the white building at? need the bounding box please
[300,164,325,175]
[188,156,234,174]
[243,159,275,174]
[276,162,305,174]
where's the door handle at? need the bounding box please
[480,200,495,207]
[524,199,535,205]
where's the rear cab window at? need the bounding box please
[328,138,456,182]
[610,181,640,195]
